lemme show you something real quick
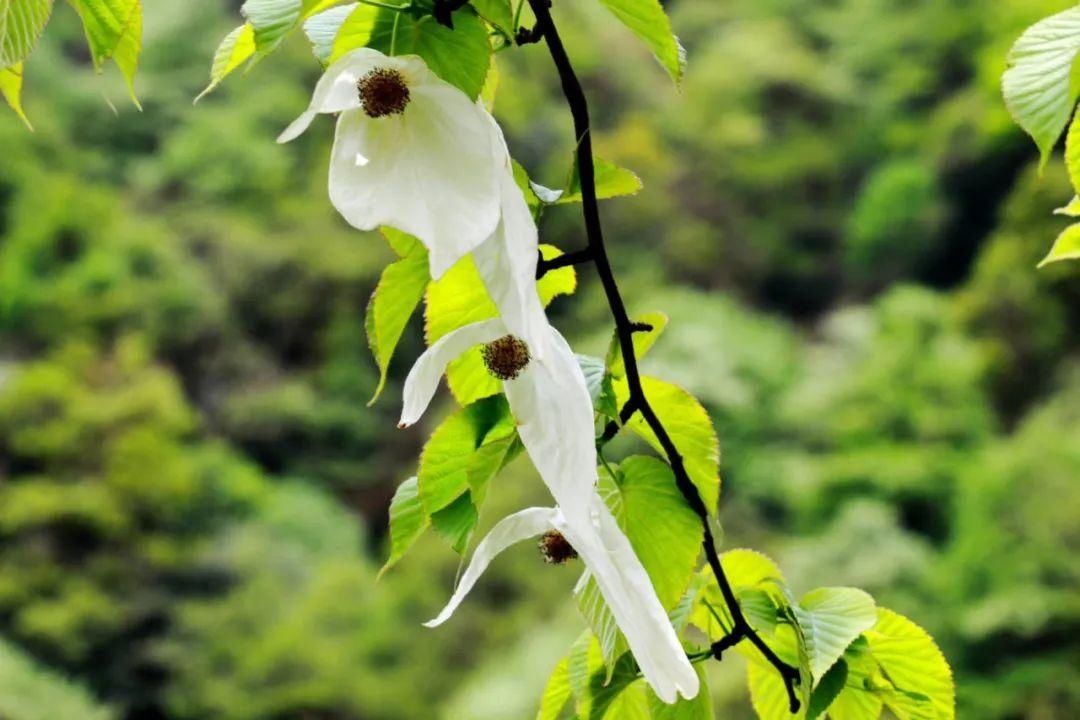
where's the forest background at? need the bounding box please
[0,0,1077,718]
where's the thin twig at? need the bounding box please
[523,0,802,711]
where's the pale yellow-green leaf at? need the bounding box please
[1053,195,1080,217]
[0,62,31,129]
[613,374,720,511]
[865,608,954,720]
[594,0,685,84]
[794,587,877,683]
[536,656,572,720]
[1038,222,1080,267]
[302,1,355,63]
[0,0,53,67]
[67,0,142,105]
[1002,6,1080,167]
[196,23,257,101]
[559,156,644,204]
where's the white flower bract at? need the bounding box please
[278,48,503,279]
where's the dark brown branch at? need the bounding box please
[537,247,593,278]
[524,0,801,711]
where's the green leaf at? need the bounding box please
[365,230,429,404]
[0,0,53,67]
[67,0,142,104]
[469,0,514,39]
[417,394,516,516]
[866,608,954,720]
[537,656,572,720]
[1002,6,1080,167]
[594,0,685,84]
[806,659,848,720]
[196,23,257,101]
[606,311,668,379]
[1054,195,1080,217]
[0,62,31,129]
[559,156,644,204]
[378,476,427,577]
[430,491,477,553]
[825,638,884,720]
[332,5,491,100]
[747,657,804,720]
[579,456,702,667]
[303,1,355,63]
[691,549,787,639]
[425,244,576,406]
[794,587,877,683]
[613,375,721,512]
[1037,222,1080,268]
[577,354,618,418]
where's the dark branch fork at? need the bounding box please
[440,0,801,711]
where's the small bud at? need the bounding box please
[481,335,531,381]
[538,531,578,565]
[357,68,411,118]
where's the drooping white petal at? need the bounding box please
[277,48,390,143]
[503,326,597,512]
[423,506,560,628]
[327,60,503,279]
[557,496,701,703]
[399,318,506,428]
[472,168,549,358]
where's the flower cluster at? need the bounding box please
[280,49,698,703]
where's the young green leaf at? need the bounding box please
[0,62,31,129]
[594,0,685,84]
[303,1,356,63]
[365,231,429,404]
[806,659,848,720]
[1,0,53,67]
[536,656,573,720]
[68,0,142,104]
[793,587,877,683]
[378,476,428,577]
[612,375,721,511]
[196,23,257,101]
[430,491,477,553]
[469,0,514,40]
[1002,6,1080,167]
[417,394,516,516]
[332,5,492,100]
[560,156,644,204]
[866,608,955,720]
[1038,223,1080,268]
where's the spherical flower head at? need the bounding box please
[358,68,411,118]
[481,335,531,380]
[538,530,578,564]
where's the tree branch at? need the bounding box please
[524,0,801,711]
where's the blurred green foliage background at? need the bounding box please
[1,0,1078,717]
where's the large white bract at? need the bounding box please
[278,48,503,279]
[400,315,700,703]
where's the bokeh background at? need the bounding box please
[1,0,1078,718]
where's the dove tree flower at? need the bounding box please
[399,315,700,703]
[277,48,504,279]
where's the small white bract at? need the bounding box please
[278,48,503,279]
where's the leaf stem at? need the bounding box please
[523,0,802,712]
